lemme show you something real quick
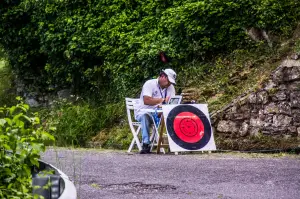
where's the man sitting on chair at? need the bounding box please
[135,68,177,154]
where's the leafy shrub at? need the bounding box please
[0,98,54,199]
[40,100,125,147]
[0,0,300,101]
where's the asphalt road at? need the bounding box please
[41,149,300,199]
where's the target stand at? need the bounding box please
[158,104,216,154]
[155,117,170,154]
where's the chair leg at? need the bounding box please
[150,126,155,143]
[150,126,159,152]
[150,128,156,152]
[160,148,165,154]
[127,138,136,153]
[135,127,142,151]
[146,113,166,154]
[127,126,142,153]
[150,123,161,152]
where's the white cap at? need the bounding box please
[162,68,177,84]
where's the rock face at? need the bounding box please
[211,58,300,139]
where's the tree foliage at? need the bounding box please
[0,0,299,101]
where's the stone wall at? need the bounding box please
[15,76,74,107]
[211,57,300,141]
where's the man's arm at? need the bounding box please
[143,96,169,106]
[141,79,170,106]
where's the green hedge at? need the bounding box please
[0,0,299,101]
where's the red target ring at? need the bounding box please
[173,112,204,143]
[166,105,212,150]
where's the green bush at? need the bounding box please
[0,59,15,107]
[0,97,54,199]
[0,0,300,101]
[40,100,125,147]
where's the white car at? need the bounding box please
[32,160,77,199]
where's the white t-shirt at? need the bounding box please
[135,78,175,119]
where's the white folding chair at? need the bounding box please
[125,98,142,152]
[126,98,166,153]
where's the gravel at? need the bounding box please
[41,149,300,199]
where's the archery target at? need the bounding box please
[162,104,216,152]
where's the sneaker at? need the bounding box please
[140,143,151,154]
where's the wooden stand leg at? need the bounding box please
[156,116,165,154]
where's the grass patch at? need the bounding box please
[90,125,132,149]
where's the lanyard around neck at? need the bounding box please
[158,86,167,99]
[157,78,167,98]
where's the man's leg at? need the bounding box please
[136,114,153,153]
[138,114,153,144]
